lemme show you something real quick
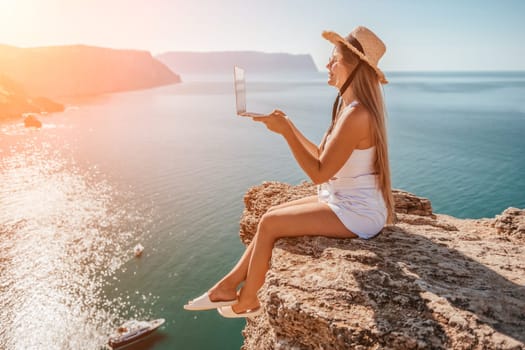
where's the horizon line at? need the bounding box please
[2,42,525,73]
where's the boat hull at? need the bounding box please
[108,319,165,349]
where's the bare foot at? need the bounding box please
[231,289,260,314]
[207,281,238,302]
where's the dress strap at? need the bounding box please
[348,100,359,108]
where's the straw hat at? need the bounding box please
[322,26,388,84]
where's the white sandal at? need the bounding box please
[183,292,237,311]
[217,305,263,318]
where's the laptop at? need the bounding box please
[233,66,266,117]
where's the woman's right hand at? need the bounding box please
[251,109,291,135]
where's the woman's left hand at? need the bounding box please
[251,109,290,135]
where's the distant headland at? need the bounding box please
[156,51,319,75]
[0,46,320,122]
[0,44,181,121]
[0,44,181,98]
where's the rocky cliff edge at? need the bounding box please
[239,181,525,350]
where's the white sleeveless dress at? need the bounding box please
[318,101,387,239]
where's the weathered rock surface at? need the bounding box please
[492,207,525,242]
[239,181,525,350]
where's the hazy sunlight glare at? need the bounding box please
[0,1,40,36]
[0,129,155,349]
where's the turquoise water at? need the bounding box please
[0,71,524,349]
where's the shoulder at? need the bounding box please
[338,103,370,131]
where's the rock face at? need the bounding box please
[0,44,181,98]
[23,114,42,128]
[156,51,318,75]
[239,181,525,350]
[492,207,525,241]
[0,74,64,121]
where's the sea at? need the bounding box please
[1,71,524,350]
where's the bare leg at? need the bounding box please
[207,195,318,302]
[207,239,255,302]
[232,202,358,313]
[266,194,318,213]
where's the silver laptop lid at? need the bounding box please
[233,66,246,115]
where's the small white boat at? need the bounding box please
[108,318,165,349]
[134,243,144,257]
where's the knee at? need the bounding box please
[257,212,280,241]
[266,205,280,213]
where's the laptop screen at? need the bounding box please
[233,66,246,115]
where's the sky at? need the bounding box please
[1,0,524,71]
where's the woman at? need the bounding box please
[184,26,395,318]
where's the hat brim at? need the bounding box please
[322,31,388,84]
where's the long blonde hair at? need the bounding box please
[325,45,396,225]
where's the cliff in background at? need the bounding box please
[0,74,64,121]
[156,51,318,75]
[0,44,181,98]
[239,181,525,350]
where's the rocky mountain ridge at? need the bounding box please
[0,44,180,98]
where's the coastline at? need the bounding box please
[1,71,524,349]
